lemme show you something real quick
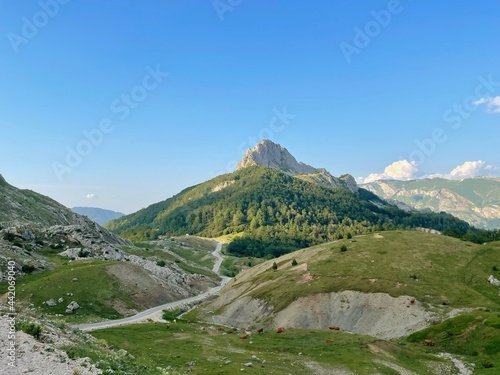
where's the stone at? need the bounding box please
[46,299,56,307]
[65,301,80,313]
[488,275,500,287]
[57,298,64,304]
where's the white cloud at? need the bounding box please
[363,160,419,183]
[86,193,98,200]
[360,160,497,184]
[472,96,500,113]
[448,160,496,179]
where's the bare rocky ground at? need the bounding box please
[0,311,101,375]
[203,279,450,340]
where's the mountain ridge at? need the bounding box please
[237,139,358,192]
[72,207,125,226]
[362,177,500,229]
[105,142,473,250]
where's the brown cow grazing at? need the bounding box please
[257,328,264,334]
[219,326,225,331]
[328,326,340,331]
[325,339,334,343]
[276,327,284,333]
[166,323,171,329]
[410,298,416,304]
[424,339,434,346]
[239,334,249,339]
[227,329,234,334]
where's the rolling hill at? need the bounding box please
[87,231,500,374]
[196,231,500,335]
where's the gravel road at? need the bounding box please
[74,242,229,332]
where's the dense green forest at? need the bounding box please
[107,166,476,257]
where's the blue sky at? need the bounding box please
[1,0,499,213]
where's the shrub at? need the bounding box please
[163,307,186,320]
[482,361,494,369]
[347,233,352,239]
[493,265,498,272]
[291,258,298,266]
[340,244,348,252]
[21,264,35,274]
[3,232,15,241]
[272,262,278,270]
[410,274,418,280]
[16,321,42,340]
[156,260,166,267]
[78,249,90,258]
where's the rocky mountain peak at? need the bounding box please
[236,139,318,175]
[236,140,358,192]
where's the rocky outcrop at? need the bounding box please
[0,173,131,261]
[488,275,500,287]
[66,301,80,313]
[127,255,218,298]
[47,217,130,261]
[237,139,318,174]
[237,140,358,192]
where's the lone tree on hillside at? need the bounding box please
[291,258,298,266]
[272,262,278,270]
[340,244,348,252]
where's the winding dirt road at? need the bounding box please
[74,242,229,332]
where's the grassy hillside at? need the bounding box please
[407,311,500,372]
[106,166,472,250]
[59,232,500,374]
[2,238,221,324]
[12,257,137,324]
[90,321,446,375]
[224,231,500,312]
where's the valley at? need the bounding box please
[1,143,500,374]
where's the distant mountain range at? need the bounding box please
[72,207,125,226]
[106,141,471,251]
[362,177,500,229]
